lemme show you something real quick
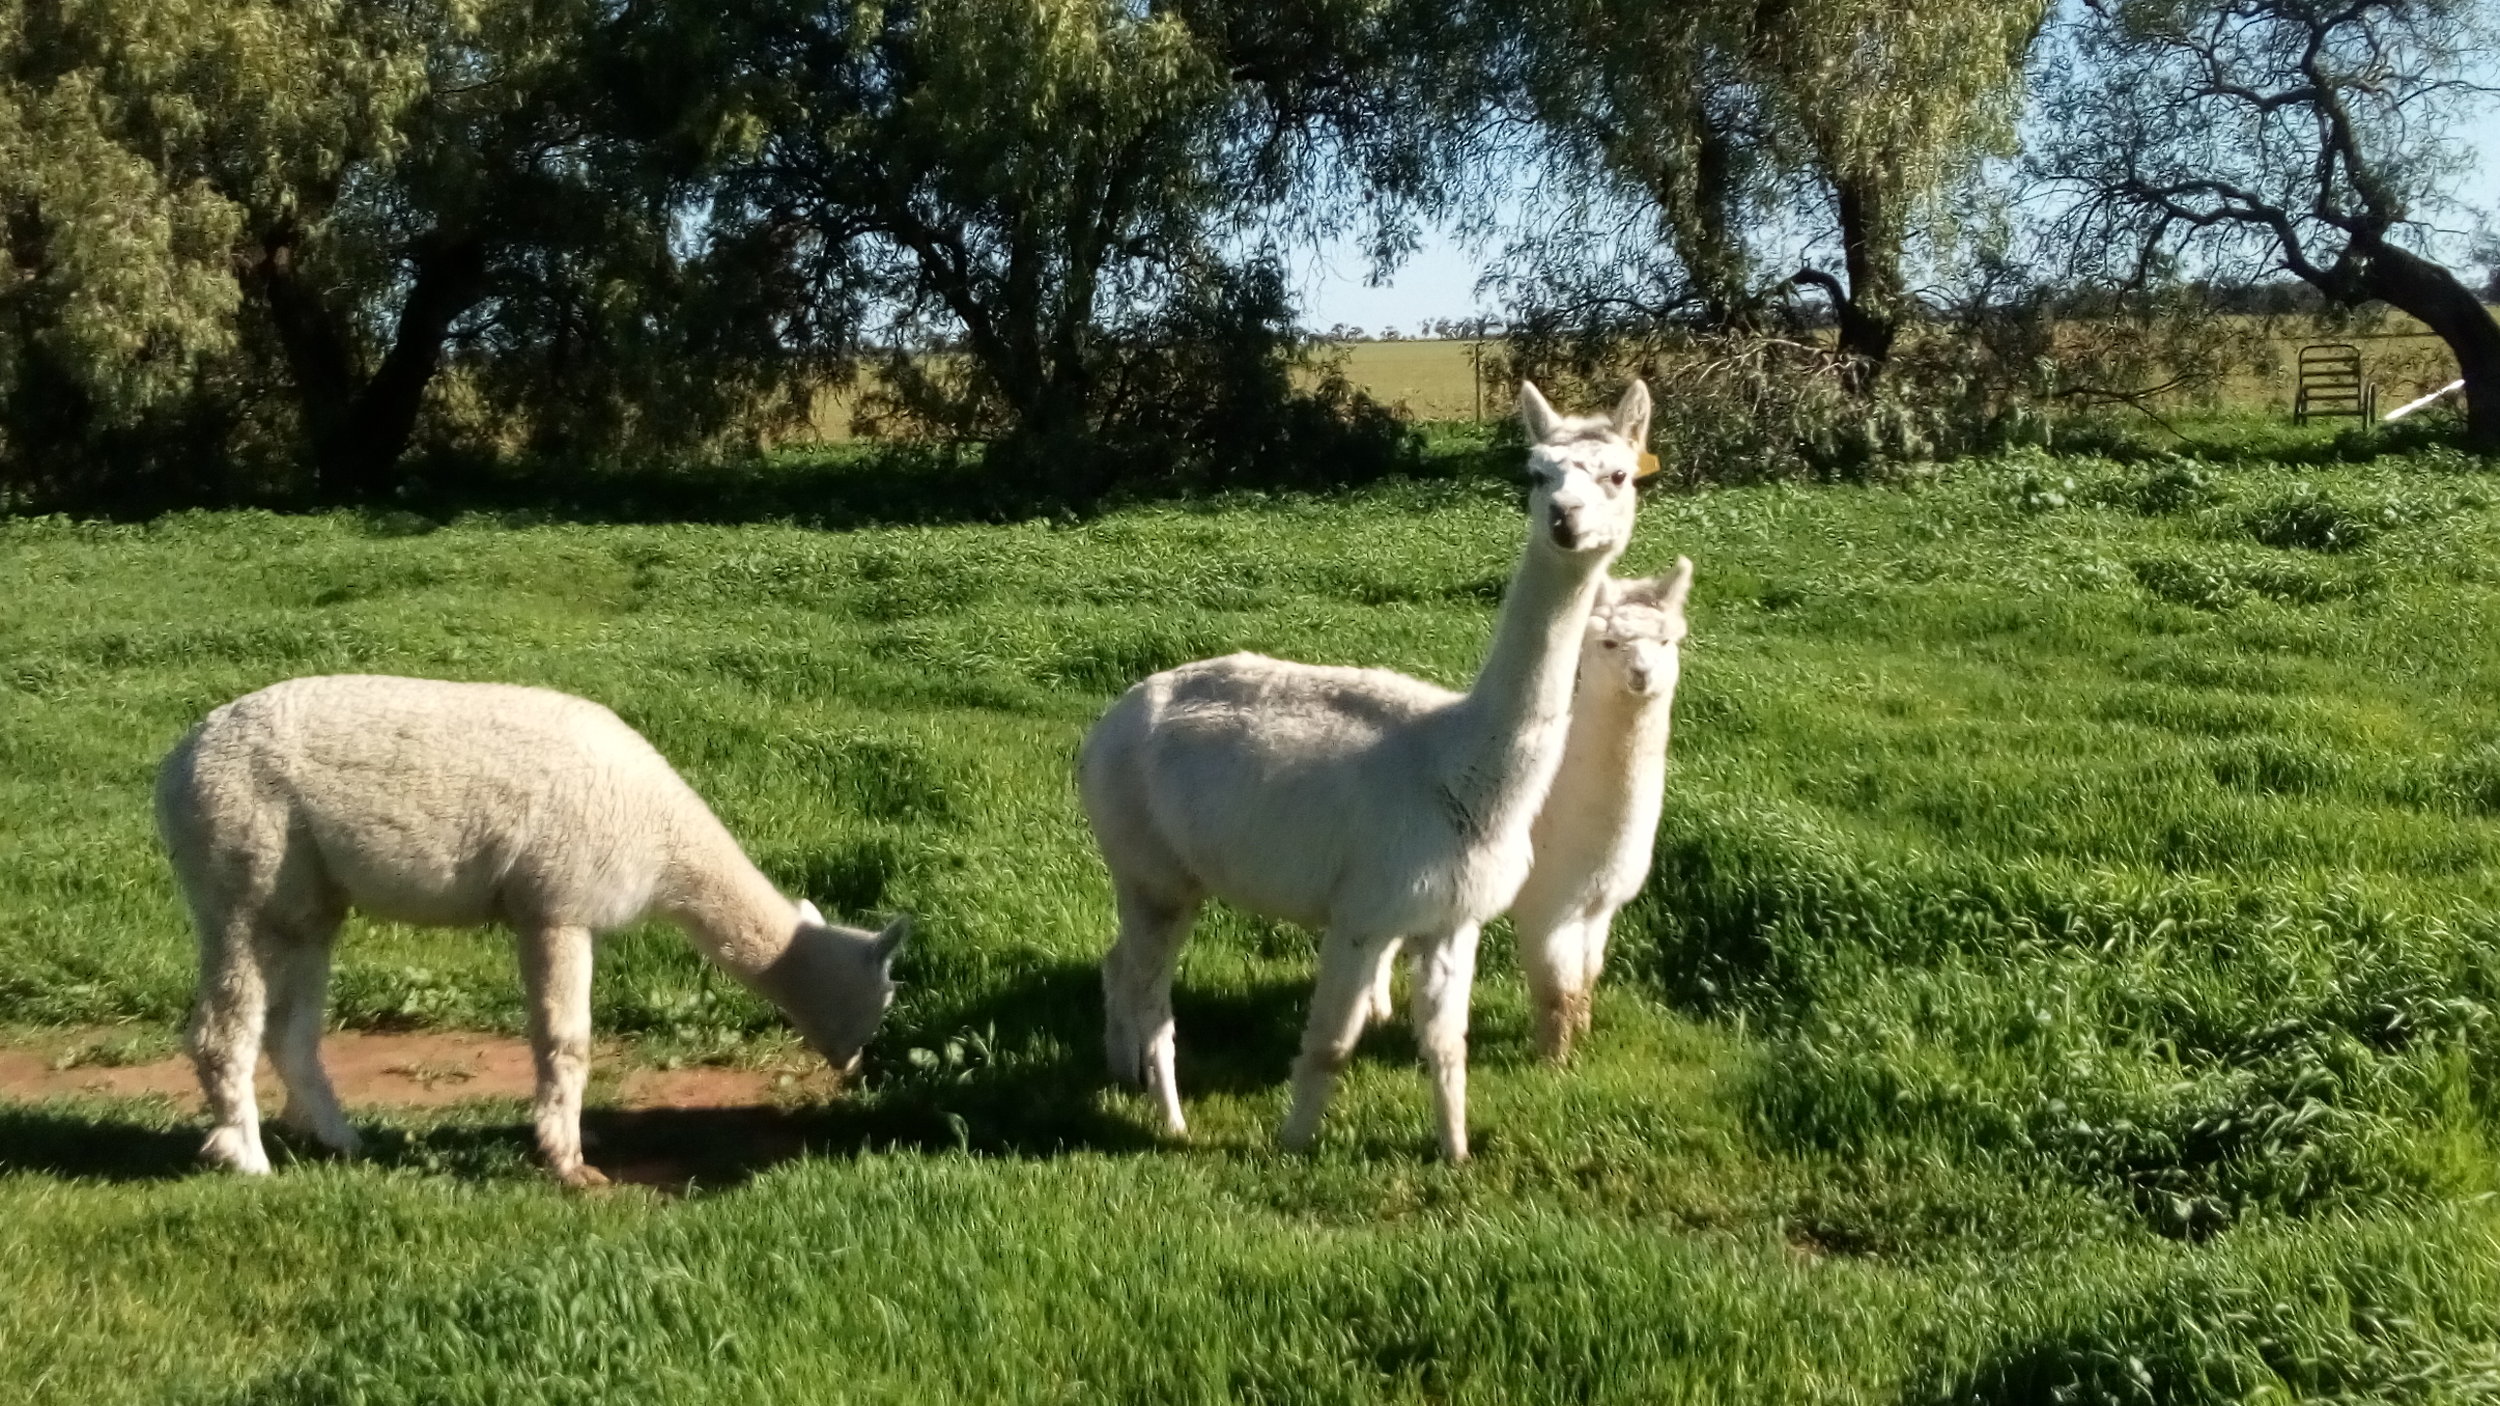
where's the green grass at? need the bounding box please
[4,429,2500,1400]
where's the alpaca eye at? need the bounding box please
[1601,640,1618,649]
[1609,470,1627,487]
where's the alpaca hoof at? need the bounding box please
[201,1126,272,1176]
[283,1113,363,1158]
[555,1163,612,1190]
[1533,1026,1576,1064]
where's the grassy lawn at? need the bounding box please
[4,426,2499,1401]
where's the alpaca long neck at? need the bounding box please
[653,824,796,982]
[1559,682,1677,818]
[1439,542,1606,833]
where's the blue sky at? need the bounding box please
[1296,103,2500,333]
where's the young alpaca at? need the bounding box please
[1369,565,1696,1059]
[1081,381,1648,1161]
[156,675,907,1187]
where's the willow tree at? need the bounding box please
[725,0,1231,451]
[716,0,1433,494]
[2045,0,2500,450]
[1497,0,1767,332]
[1492,0,2046,387]
[3,0,766,508]
[1747,0,2047,381]
[170,0,745,499]
[1,0,249,501]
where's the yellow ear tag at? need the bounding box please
[1637,451,1661,480]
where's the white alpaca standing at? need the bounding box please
[1368,565,1695,1059]
[156,674,907,1187]
[1080,382,1648,1161]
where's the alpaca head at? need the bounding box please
[1518,380,1649,561]
[773,899,909,1078]
[1583,558,1694,701]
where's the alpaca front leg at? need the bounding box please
[1520,914,1593,1063]
[1576,908,1618,1038]
[1410,922,1482,1162]
[520,924,605,1188]
[1280,932,1399,1153]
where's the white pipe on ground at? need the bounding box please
[2383,378,2465,422]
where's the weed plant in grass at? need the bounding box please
[3,427,2499,1399]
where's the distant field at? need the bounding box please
[793,315,2478,441]
[4,426,2499,1400]
[1326,339,1503,421]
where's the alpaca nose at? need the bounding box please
[1627,666,1652,693]
[1547,502,1580,548]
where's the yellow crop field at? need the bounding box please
[1324,339,1502,421]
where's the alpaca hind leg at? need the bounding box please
[1409,922,1483,1162]
[1279,928,1401,1153]
[520,923,603,1188]
[190,910,274,1175]
[263,913,358,1156]
[1365,939,1403,1027]
[1102,882,1199,1133]
[1520,913,1592,1063]
[1100,944,1141,1087]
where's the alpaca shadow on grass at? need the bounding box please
[0,960,1378,1195]
[0,1103,202,1182]
[899,952,1426,1102]
[432,958,1313,1194]
[582,955,1392,1191]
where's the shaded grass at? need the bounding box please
[3,433,2500,1398]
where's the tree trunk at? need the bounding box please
[243,227,358,473]
[1830,170,1901,393]
[330,237,489,501]
[2346,234,2500,451]
[1653,93,1753,332]
[242,227,488,503]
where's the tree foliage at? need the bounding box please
[2043,0,2500,448]
[2,0,802,509]
[700,0,1426,500]
[1488,0,2046,381]
[3,0,2493,512]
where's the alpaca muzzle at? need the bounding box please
[1547,504,1581,549]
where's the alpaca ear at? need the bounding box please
[1611,380,1652,449]
[873,914,911,966]
[1656,556,1695,616]
[796,898,824,926]
[1518,381,1563,443]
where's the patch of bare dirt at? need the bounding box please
[0,1030,814,1112]
[1,1029,862,1191]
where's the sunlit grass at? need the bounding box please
[3,432,2498,1400]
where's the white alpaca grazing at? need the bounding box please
[1080,381,1649,1161]
[1368,564,1695,1059]
[156,675,907,1187]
